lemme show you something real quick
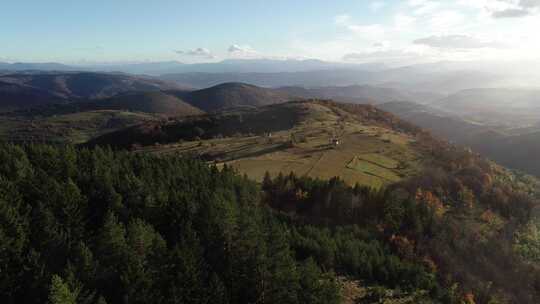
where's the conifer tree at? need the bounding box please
[48,275,78,304]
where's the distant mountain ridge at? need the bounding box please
[434,87,540,126]
[0,72,186,111]
[0,62,76,72]
[380,100,540,177]
[0,59,386,76]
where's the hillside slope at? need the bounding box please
[88,100,433,188]
[169,82,291,112]
[100,91,204,116]
[380,101,540,177]
[435,88,540,126]
[0,72,184,110]
[0,80,65,111]
[87,99,540,303]
[277,85,441,104]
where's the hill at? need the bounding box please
[0,80,65,111]
[378,101,492,141]
[169,82,292,112]
[435,88,540,126]
[0,90,203,144]
[77,100,540,303]
[0,72,184,110]
[88,100,435,188]
[277,85,441,104]
[99,91,204,116]
[9,108,540,303]
[470,131,540,177]
[163,82,441,114]
[0,110,160,144]
[0,61,75,71]
[380,101,540,178]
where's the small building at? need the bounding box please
[330,138,340,146]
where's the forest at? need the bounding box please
[1,143,539,303]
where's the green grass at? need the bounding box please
[139,113,423,188]
[128,101,429,188]
[357,153,400,169]
[346,157,401,182]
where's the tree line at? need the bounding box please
[1,143,539,303]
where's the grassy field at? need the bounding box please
[346,156,401,182]
[357,153,400,169]
[139,102,426,188]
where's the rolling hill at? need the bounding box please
[0,91,203,144]
[0,72,185,110]
[276,85,442,104]
[3,89,540,302]
[380,100,540,177]
[0,61,75,71]
[0,80,65,111]
[163,82,442,114]
[435,88,540,126]
[0,110,160,144]
[99,91,204,116]
[168,82,292,112]
[88,99,438,188]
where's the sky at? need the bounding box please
[1,0,539,65]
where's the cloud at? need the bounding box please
[492,8,530,17]
[413,35,506,49]
[407,0,440,15]
[468,0,540,18]
[343,49,422,63]
[227,44,260,58]
[174,47,214,58]
[372,41,389,47]
[334,14,385,39]
[228,44,255,53]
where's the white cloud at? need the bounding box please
[408,0,440,15]
[302,0,540,63]
[227,44,260,58]
[457,0,540,18]
[175,47,214,58]
[343,48,427,64]
[414,35,506,49]
[373,41,391,48]
[334,14,386,40]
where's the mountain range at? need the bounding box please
[1,59,385,76]
[0,72,186,111]
[379,100,540,177]
[3,59,539,95]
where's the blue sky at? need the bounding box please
[1,0,539,64]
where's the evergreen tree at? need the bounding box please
[48,275,78,304]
